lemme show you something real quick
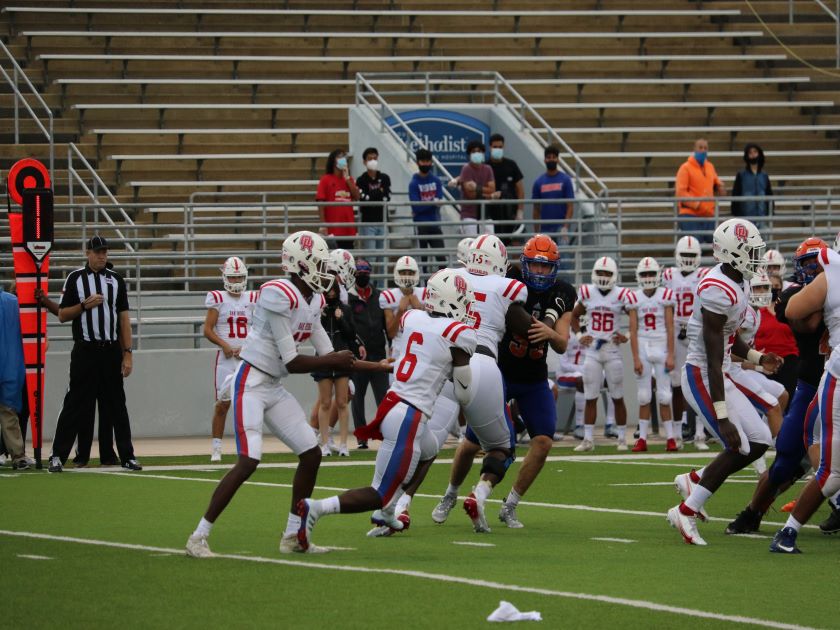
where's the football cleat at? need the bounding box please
[573,439,594,452]
[432,494,457,524]
[464,492,491,533]
[693,438,710,451]
[338,446,350,457]
[819,505,840,534]
[320,443,332,457]
[780,500,797,513]
[48,456,63,473]
[604,425,619,438]
[573,426,584,440]
[295,498,320,552]
[674,471,709,522]
[667,505,707,546]
[210,445,222,463]
[185,534,214,558]
[725,507,762,535]
[498,501,524,529]
[368,509,410,537]
[279,533,329,554]
[616,441,628,452]
[666,438,679,452]
[632,438,647,452]
[769,527,802,554]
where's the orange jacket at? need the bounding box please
[675,155,722,217]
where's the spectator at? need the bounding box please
[317,148,360,249]
[47,236,141,473]
[408,148,446,274]
[675,138,726,243]
[756,273,799,402]
[731,143,773,228]
[347,259,389,449]
[0,283,28,470]
[313,273,362,458]
[448,139,496,235]
[354,147,391,275]
[532,145,575,245]
[487,133,524,244]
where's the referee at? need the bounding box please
[48,236,141,472]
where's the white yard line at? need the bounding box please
[452,541,496,547]
[16,553,52,560]
[0,528,817,630]
[610,481,758,486]
[591,537,637,544]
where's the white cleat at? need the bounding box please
[210,445,222,463]
[279,533,330,554]
[674,472,710,522]
[498,501,524,529]
[432,494,457,524]
[694,438,710,451]
[367,509,410,537]
[573,439,594,452]
[185,534,214,558]
[338,445,350,457]
[616,441,628,452]
[667,505,708,546]
[320,443,332,457]
[463,492,491,533]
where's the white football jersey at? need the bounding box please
[239,279,330,378]
[391,309,477,416]
[380,286,427,359]
[558,333,584,371]
[204,290,259,348]
[452,268,527,353]
[739,305,760,346]
[577,284,633,342]
[685,265,748,372]
[820,247,840,350]
[662,266,710,326]
[627,287,675,341]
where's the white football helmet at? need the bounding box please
[762,249,786,277]
[591,256,618,291]
[424,269,475,325]
[834,231,840,253]
[222,256,248,294]
[456,237,474,266]
[635,257,661,290]
[329,248,356,289]
[675,235,702,273]
[467,234,508,276]
[749,272,772,308]
[713,218,765,280]
[393,255,420,289]
[281,230,333,293]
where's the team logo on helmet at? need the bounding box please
[734,223,748,243]
[299,234,314,253]
[454,275,468,295]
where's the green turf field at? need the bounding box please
[2,445,836,629]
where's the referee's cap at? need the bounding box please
[86,235,109,251]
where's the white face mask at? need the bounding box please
[366,159,379,171]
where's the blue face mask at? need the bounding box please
[693,151,707,166]
[336,157,348,170]
[490,147,503,161]
[469,152,485,165]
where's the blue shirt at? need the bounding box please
[0,288,25,412]
[532,170,575,231]
[408,173,443,222]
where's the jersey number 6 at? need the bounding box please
[396,332,424,382]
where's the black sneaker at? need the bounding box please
[819,505,840,534]
[48,456,63,473]
[12,459,30,471]
[604,425,618,438]
[356,441,369,450]
[121,459,143,471]
[725,507,762,535]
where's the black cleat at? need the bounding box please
[726,507,762,535]
[47,456,63,473]
[819,505,840,534]
[121,459,143,471]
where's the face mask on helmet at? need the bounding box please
[393,257,420,289]
[749,274,772,308]
[424,270,474,325]
[635,257,661,290]
[675,236,701,273]
[222,257,248,294]
[281,231,334,293]
[591,257,618,291]
[712,219,765,280]
[794,254,821,285]
[521,234,559,291]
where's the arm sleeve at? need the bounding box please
[675,164,690,199]
[531,177,541,200]
[454,326,478,356]
[765,175,774,214]
[408,178,420,203]
[315,176,329,202]
[513,161,524,182]
[435,177,444,200]
[382,173,392,201]
[356,173,369,201]
[204,291,221,311]
[116,275,129,312]
[310,318,334,356]
[623,290,640,310]
[59,272,80,308]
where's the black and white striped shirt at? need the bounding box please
[60,265,129,342]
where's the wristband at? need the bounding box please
[746,349,764,365]
[713,401,728,420]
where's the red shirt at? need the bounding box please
[316,174,357,236]
[754,307,799,357]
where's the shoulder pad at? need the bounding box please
[259,281,299,314]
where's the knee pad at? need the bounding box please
[605,358,624,399]
[656,383,673,407]
[480,451,513,481]
[636,381,652,407]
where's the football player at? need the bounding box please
[667,219,782,546]
[203,257,259,462]
[380,256,426,373]
[296,269,477,548]
[627,257,677,452]
[662,236,710,449]
[186,231,387,558]
[571,257,633,451]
